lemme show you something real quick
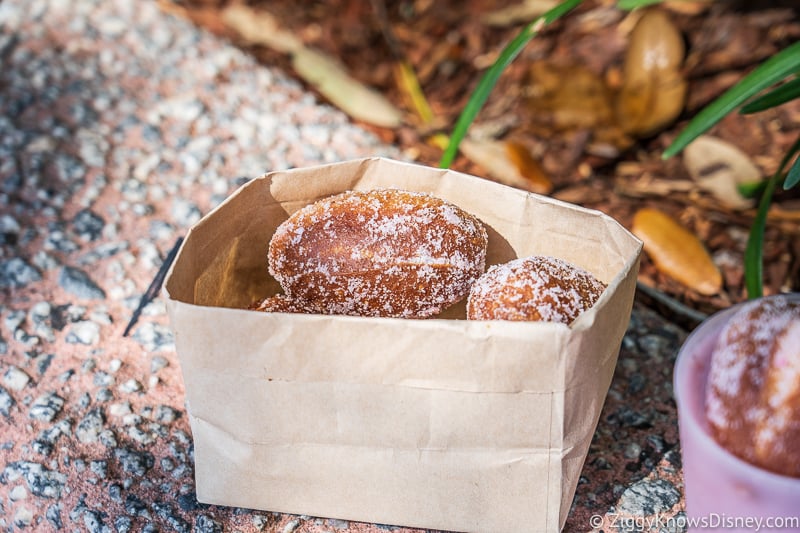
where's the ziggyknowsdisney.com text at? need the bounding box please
[590,512,800,531]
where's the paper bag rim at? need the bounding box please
[163,156,642,333]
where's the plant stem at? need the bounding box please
[744,134,800,299]
[439,0,584,169]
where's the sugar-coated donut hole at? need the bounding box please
[705,295,800,478]
[466,255,606,324]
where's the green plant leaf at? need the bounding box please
[785,152,800,190]
[736,180,766,199]
[616,0,664,9]
[740,77,800,114]
[664,41,800,160]
[439,0,583,169]
[744,133,800,299]
[737,171,797,197]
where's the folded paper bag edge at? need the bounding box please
[167,298,579,394]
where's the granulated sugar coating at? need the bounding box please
[249,294,315,314]
[467,255,606,324]
[705,295,800,477]
[268,189,488,318]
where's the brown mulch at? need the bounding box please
[164,0,800,323]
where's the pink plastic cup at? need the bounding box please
[674,294,800,532]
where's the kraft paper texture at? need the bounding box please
[163,157,642,533]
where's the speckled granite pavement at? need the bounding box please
[0,1,690,531]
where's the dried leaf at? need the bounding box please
[683,135,759,209]
[460,138,553,194]
[223,5,403,128]
[222,5,302,54]
[615,70,687,137]
[663,0,714,15]
[615,8,687,136]
[426,133,450,151]
[394,61,435,125]
[292,47,404,128]
[624,9,684,76]
[525,60,615,131]
[505,140,553,193]
[483,0,560,27]
[632,207,723,295]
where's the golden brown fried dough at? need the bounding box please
[268,189,488,318]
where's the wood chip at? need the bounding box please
[632,207,723,296]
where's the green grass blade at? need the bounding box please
[439,0,583,169]
[785,152,800,190]
[616,0,664,9]
[744,133,800,298]
[740,77,800,114]
[736,180,765,199]
[664,41,800,159]
[744,175,775,299]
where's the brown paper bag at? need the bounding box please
[163,157,642,533]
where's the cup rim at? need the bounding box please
[673,293,800,486]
